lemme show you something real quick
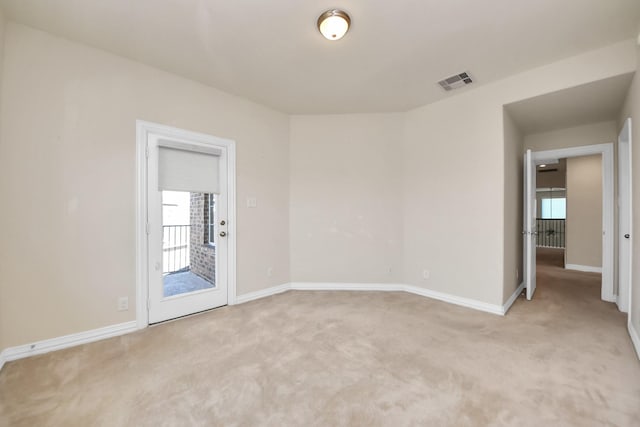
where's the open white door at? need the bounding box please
[523,149,537,300]
[618,118,632,313]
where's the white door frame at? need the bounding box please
[135,120,237,329]
[532,143,615,303]
[618,118,632,313]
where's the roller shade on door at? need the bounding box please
[158,141,221,194]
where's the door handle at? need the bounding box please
[219,231,227,237]
[624,234,630,239]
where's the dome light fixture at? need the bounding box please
[317,9,351,41]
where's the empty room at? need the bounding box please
[1,1,640,426]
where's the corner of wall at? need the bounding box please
[0,5,6,352]
[502,108,524,304]
[286,114,294,286]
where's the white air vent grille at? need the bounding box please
[438,72,473,91]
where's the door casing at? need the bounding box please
[618,118,633,314]
[136,120,237,329]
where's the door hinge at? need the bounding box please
[146,222,150,235]
[147,299,150,310]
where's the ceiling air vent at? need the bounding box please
[438,72,473,91]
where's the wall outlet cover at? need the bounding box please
[117,297,129,311]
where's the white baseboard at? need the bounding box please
[291,282,404,292]
[0,321,137,371]
[502,282,525,315]
[0,280,522,372]
[629,321,640,361]
[293,282,505,315]
[617,295,630,313]
[234,283,291,304]
[236,282,506,316]
[402,284,504,315]
[565,264,603,273]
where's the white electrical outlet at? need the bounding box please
[247,197,257,208]
[267,267,273,277]
[117,297,129,311]
[422,269,430,280]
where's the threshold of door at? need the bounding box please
[148,304,229,326]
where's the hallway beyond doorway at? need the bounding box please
[536,247,603,304]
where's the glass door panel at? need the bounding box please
[161,191,216,297]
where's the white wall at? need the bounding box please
[403,93,505,304]
[565,155,603,268]
[524,121,618,152]
[289,114,404,283]
[0,8,4,103]
[536,160,566,189]
[0,6,6,351]
[0,23,290,349]
[0,20,636,351]
[503,110,524,301]
[618,41,640,344]
[403,40,635,306]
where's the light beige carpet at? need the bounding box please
[1,249,639,426]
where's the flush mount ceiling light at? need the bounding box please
[317,9,351,41]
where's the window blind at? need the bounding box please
[158,144,220,194]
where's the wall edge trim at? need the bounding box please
[234,283,291,304]
[565,264,603,273]
[236,282,505,316]
[628,321,640,361]
[503,282,525,314]
[0,281,520,371]
[0,321,137,371]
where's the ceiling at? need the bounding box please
[505,73,634,134]
[1,0,639,114]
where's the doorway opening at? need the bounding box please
[536,156,605,270]
[524,144,614,303]
[535,155,605,303]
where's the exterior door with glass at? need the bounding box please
[146,134,229,323]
